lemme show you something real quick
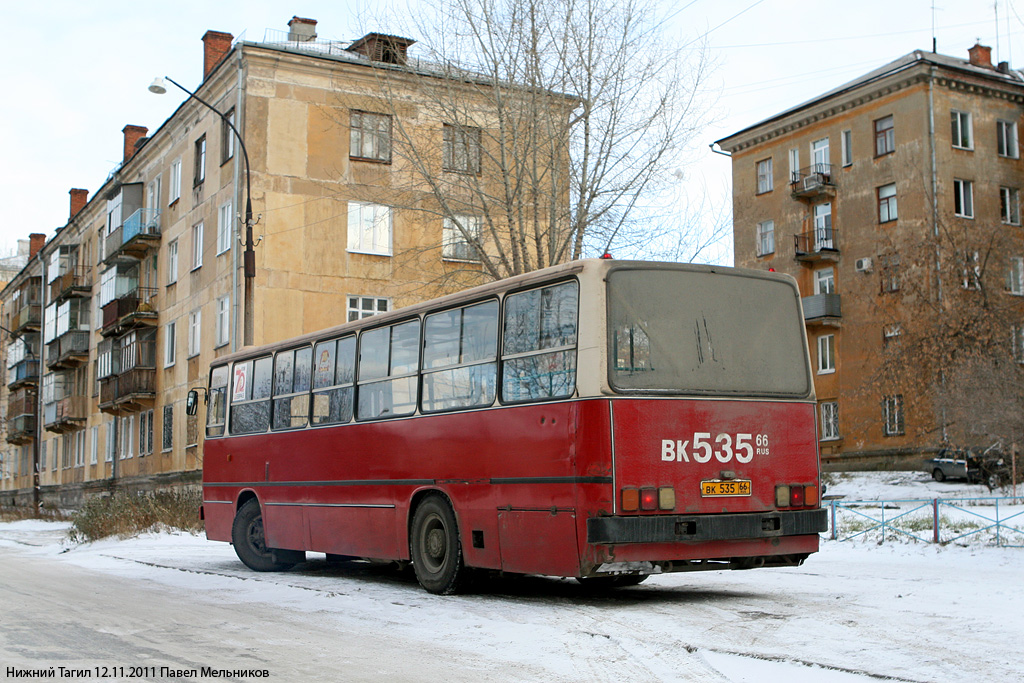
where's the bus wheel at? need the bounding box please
[231,499,297,572]
[576,574,649,589]
[410,496,466,595]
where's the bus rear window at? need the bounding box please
[607,268,811,398]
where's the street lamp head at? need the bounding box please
[148,77,168,95]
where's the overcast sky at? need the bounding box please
[0,0,1012,264]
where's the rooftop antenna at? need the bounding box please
[995,1,1001,63]
[931,1,937,53]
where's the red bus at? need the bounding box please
[193,259,827,594]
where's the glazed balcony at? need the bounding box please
[44,395,88,434]
[7,387,36,419]
[46,330,90,370]
[99,368,156,413]
[7,415,36,445]
[11,304,41,334]
[104,208,161,263]
[794,228,839,264]
[802,293,842,327]
[7,359,39,390]
[790,164,836,201]
[49,266,92,304]
[101,287,158,337]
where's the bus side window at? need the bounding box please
[206,365,229,437]
[311,337,355,426]
[357,320,420,420]
[501,281,578,403]
[422,300,498,413]
[231,356,272,434]
[272,347,310,431]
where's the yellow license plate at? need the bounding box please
[701,480,752,497]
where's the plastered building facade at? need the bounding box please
[716,45,1024,467]
[0,18,529,505]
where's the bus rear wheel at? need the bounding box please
[410,495,466,595]
[231,499,299,572]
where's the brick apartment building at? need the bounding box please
[0,17,561,506]
[716,44,1024,467]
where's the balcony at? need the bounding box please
[104,208,161,263]
[11,304,41,334]
[101,287,158,337]
[44,395,88,434]
[7,415,36,445]
[802,293,842,327]
[46,330,90,370]
[99,368,156,413]
[794,228,839,264]
[7,359,39,390]
[49,266,92,304]
[790,164,836,201]
[7,387,36,419]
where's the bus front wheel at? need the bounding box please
[410,495,466,595]
[231,499,300,572]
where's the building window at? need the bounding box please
[216,295,230,347]
[119,414,134,459]
[443,215,482,261]
[1000,187,1020,225]
[217,201,233,254]
[817,334,835,374]
[815,267,834,294]
[347,202,392,256]
[878,183,897,223]
[169,158,182,204]
[192,221,204,269]
[951,110,972,149]
[349,110,392,162]
[90,426,98,466]
[841,129,852,166]
[997,119,1018,158]
[811,138,830,170]
[1009,257,1024,295]
[162,404,173,452]
[140,409,154,456]
[953,179,974,218]
[820,402,839,441]
[194,134,206,186]
[443,123,481,174]
[164,321,176,368]
[347,296,389,322]
[874,115,895,156]
[882,394,904,436]
[756,220,775,257]
[1014,325,1024,363]
[962,250,981,290]
[883,323,902,345]
[788,148,799,183]
[188,310,201,358]
[167,239,178,285]
[756,158,773,194]
[221,109,235,163]
[813,203,833,249]
[105,420,115,463]
[880,253,900,293]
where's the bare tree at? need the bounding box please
[338,0,716,286]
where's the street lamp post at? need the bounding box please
[149,76,256,347]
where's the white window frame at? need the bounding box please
[192,221,204,270]
[169,158,182,204]
[951,110,973,150]
[105,421,115,463]
[443,215,482,261]
[167,239,178,285]
[815,267,835,295]
[820,401,840,441]
[962,250,981,290]
[215,295,230,348]
[756,220,774,257]
[164,321,176,368]
[883,323,902,344]
[998,119,1019,158]
[347,202,392,256]
[1009,257,1024,295]
[953,179,974,218]
[188,310,201,358]
[90,426,98,466]
[882,395,904,436]
[817,334,835,374]
[811,138,830,170]
[1000,186,1020,225]
[756,158,773,194]
[1014,325,1024,363]
[788,148,799,183]
[841,130,852,167]
[217,201,233,255]
[347,295,390,322]
[878,183,897,223]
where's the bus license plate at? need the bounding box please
[701,480,752,497]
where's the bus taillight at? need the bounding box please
[640,488,658,510]
[775,484,818,508]
[622,488,639,511]
[622,487,675,512]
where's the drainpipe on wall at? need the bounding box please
[231,47,245,354]
[927,66,949,443]
[32,247,44,510]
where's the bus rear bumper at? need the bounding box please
[586,508,827,545]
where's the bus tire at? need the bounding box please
[410,495,466,595]
[231,499,298,572]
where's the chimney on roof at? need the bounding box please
[998,61,1011,74]
[346,33,416,66]
[29,234,46,258]
[202,30,234,79]
[968,43,994,69]
[122,125,148,163]
[69,189,88,219]
[288,17,317,42]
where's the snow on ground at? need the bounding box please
[1,472,1022,682]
